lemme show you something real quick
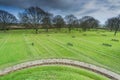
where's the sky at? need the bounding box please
[0,0,120,24]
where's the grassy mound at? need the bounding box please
[0,65,109,80]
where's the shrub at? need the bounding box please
[101,34,107,36]
[31,43,34,46]
[96,32,100,34]
[47,35,50,36]
[102,43,112,47]
[25,35,27,36]
[111,39,119,42]
[65,31,67,33]
[67,43,73,46]
[72,36,75,38]
[83,34,87,36]
[101,30,106,33]
[79,30,82,32]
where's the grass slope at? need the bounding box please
[0,29,120,74]
[0,65,109,80]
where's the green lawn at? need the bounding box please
[0,29,120,74]
[0,65,109,80]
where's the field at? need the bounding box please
[0,29,120,79]
[0,65,109,80]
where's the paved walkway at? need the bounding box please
[0,59,120,80]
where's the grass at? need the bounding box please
[0,65,109,80]
[0,29,120,74]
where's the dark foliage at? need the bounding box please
[0,10,17,31]
[72,36,76,38]
[111,39,119,42]
[102,43,112,47]
[67,43,73,46]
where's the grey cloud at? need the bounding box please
[0,0,120,24]
[80,9,99,15]
[0,0,87,12]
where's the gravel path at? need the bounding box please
[0,59,120,80]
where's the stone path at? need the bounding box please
[0,59,120,80]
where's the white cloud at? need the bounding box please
[107,0,120,6]
[73,0,120,24]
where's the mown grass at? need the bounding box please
[0,65,109,80]
[0,29,120,74]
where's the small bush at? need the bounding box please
[65,31,67,33]
[101,30,106,33]
[96,32,100,34]
[79,30,82,32]
[111,39,119,42]
[83,34,87,36]
[101,34,107,36]
[67,43,73,46]
[47,35,50,36]
[31,43,34,46]
[72,36,75,38]
[25,35,27,36]
[102,43,112,47]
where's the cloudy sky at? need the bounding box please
[0,0,120,24]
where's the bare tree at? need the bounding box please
[41,13,52,32]
[80,16,99,31]
[19,6,48,33]
[105,18,116,31]
[72,19,80,31]
[114,16,120,36]
[105,16,120,36]
[19,13,32,29]
[53,15,65,31]
[65,14,77,32]
[0,10,17,31]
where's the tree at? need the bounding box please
[72,19,80,30]
[65,14,77,32]
[114,16,120,36]
[19,13,32,29]
[19,6,48,33]
[41,13,52,32]
[105,16,120,36]
[80,16,99,31]
[53,15,65,31]
[105,18,115,31]
[0,10,17,31]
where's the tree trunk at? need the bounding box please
[68,27,71,33]
[114,30,117,36]
[35,28,38,34]
[46,25,48,32]
[46,28,48,32]
[114,26,119,36]
[68,25,72,33]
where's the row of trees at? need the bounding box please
[19,7,100,33]
[0,6,120,35]
[0,7,100,33]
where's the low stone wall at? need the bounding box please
[0,59,120,80]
